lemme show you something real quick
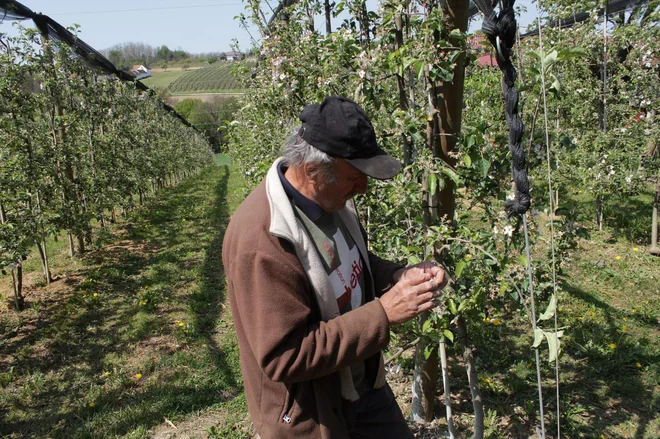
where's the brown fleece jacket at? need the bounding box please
[222,160,403,439]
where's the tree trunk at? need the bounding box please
[324,0,332,36]
[0,202,6,224]
[11,263,24,311]
[67,231,75,258]
[394,12,414,166]
[456,316,485,438]
[412,0,468,424]
[36,239,53,284]
[596,195,603,231]
[650,167,660,256]
[439,339,457,437]
[411,313,439,423]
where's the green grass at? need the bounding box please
[0,155,253,438]
[140,70,191,90]
[1,155,658,438]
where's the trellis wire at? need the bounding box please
[535,0,562,436]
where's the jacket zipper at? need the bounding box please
[281,383,297,424]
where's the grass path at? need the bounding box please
[0,158,252,438]
[1,156,658,438]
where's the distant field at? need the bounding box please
[140,70,189,89]
[168,63,243,94]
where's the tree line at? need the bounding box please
[100,42,245,71]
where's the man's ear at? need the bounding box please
[304,162,319,184]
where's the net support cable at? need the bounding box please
[0,0,195,130]
[472,0,547,437]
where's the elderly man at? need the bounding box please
[222,96,446,439]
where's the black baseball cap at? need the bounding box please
[298,96,402,180]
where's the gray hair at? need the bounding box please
[281,127,337,184]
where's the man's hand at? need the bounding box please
[380,263,447,325]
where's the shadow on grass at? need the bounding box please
[463,277,659,438]
[0,163,245,438]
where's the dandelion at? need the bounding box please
[632,247,638,252]
[589,311,595,317]
[615,255,621,260]
[492,319,502,326]
[178,322,185,327]
[622,325,629,331]
[141,300,147,305]
[135,373,142,380]
[466,254,473,260]
[636,362,642,368]
[609,343,617,350]
[483,317,491,323]
[89,402,95,408]
[103,371,110,377]
[93,293,98,297]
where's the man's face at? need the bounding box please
[313,159,368,212]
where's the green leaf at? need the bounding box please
[544,330,563,362]
[424,344,435,360]
[443,329,454,343]
[455,260,467,277]
[538,294,557,321]
[422,318,432,333]
[542,50,558,71]
[428,173,438,196]
[448,298,458,315]
[462,154,472,167]
[480,159,491,178]
[532,328,544,348]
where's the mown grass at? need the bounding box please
[1,158,658,438]
[0,156,251,438]
[140,70,191,90]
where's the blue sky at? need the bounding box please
[1,0,539,55]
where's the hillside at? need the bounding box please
[164,63,243,94]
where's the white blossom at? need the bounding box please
[503,225,514,237]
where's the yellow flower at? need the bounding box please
[103,371,110,377]
[623,317,627,321]
[636,362,642,368]
[615,255,621,260]
[609,343,617,349]
[93,293,98,297]
[633,247,639,252]
[466,254,473,260]
[491,318,501,326]
[178,322,185,327]
[135,373,142,380]
[589,311,595,317]
[89,402,95,408]
[483,317,491,323]
[141,300,147,305]
[622,325,629,331]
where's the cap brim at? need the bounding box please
[347,152,402,180]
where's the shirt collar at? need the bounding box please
[277,162,324,221]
